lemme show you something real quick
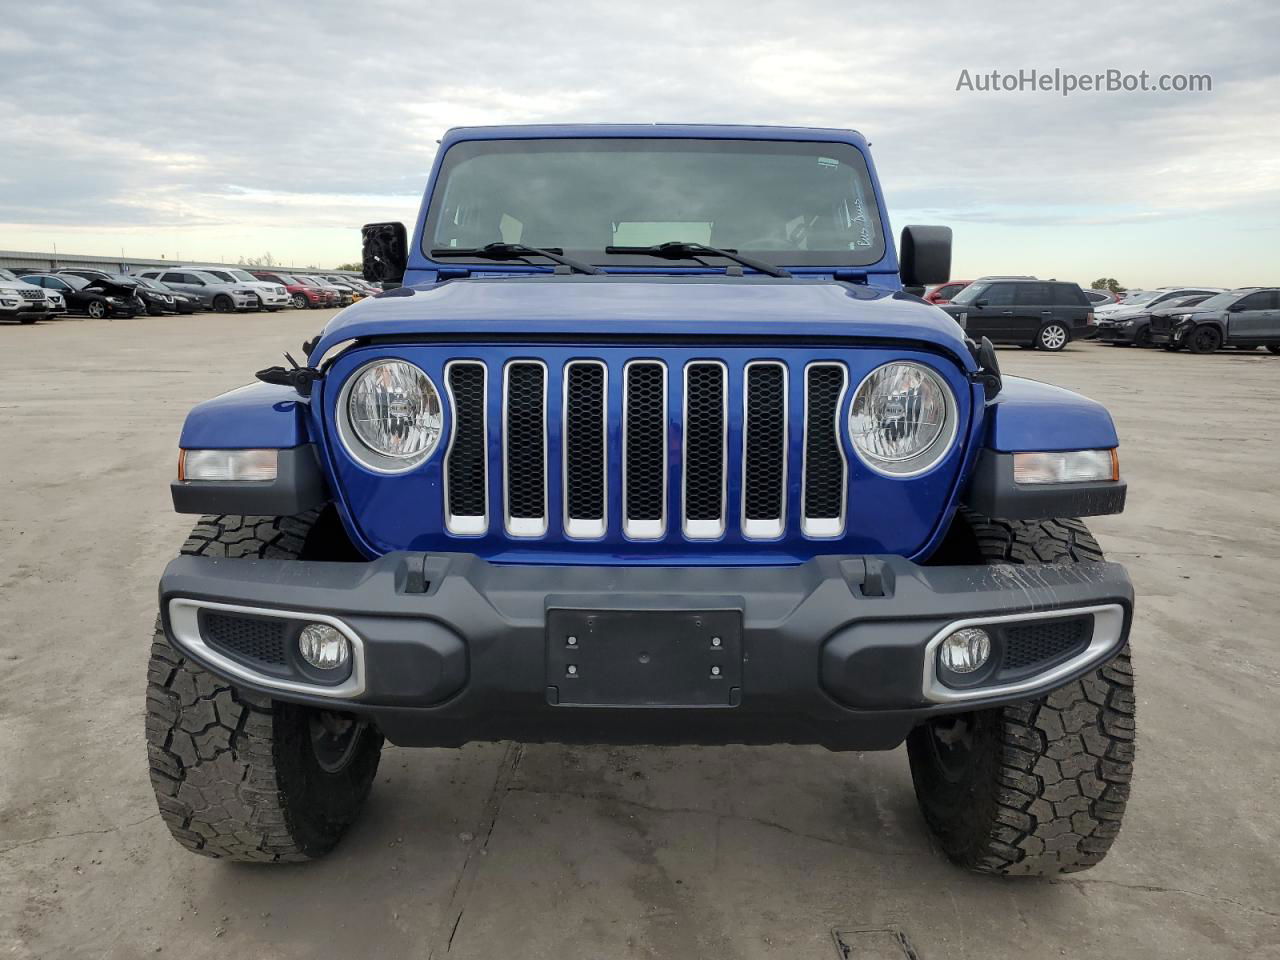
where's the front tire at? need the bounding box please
[1036,323,1069,351]
[1186,324,1223,354]
[212,294,234,313]
[145,512,382,862]
[908,514,1135,875]
[86,299,106,319]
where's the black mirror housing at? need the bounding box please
[899,224,952,287]
[362,222,408,285]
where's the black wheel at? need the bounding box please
[1267,345,1280,355]
[1036,323,1069,351]
[1132,326,1152,348]
[19,316,39,325]
[1186,325,1222,354]
[1162,342,1181,352]
[212,294,234,313]
[145,512,383,862]
[86,299,107,319]
[908,513,1135,876]
[291,293,308,309]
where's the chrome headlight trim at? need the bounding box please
[336,358,444,474]
[847,361,958,478]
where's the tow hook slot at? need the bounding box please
[842,558,895,598]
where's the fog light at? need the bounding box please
[298,623,351,671]
[939,627,991,674]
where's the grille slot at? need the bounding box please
[444,361,487,535]
[742,362,787,539]
[802,363,848,537]
[623,360,667,539]
[201,612,287,667]
[1003,617,1090,672]
[682,362,727,538]
[504,361,548,536]
[563,361,607,538]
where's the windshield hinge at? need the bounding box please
[967,336,1003,401]
[256,352,322,398]
[833,269,868,284]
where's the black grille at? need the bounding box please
[505,362,546,522]
[744,363,786,522]
[1149,315,1171,333]
[202,612,287,667]
[1003,617,1090,671]
[683,363,725,525]
[803,365,846,523]
[446,363,486,520]
[565,362,606,522]
[625,362,665,523]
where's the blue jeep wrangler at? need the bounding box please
[147,125,1135,875]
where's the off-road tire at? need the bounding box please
[908,513,1135,875]
[1186,324,1222,354]
[145,512,383,862]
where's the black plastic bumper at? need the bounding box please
[159,552,1133,751]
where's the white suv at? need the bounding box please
[181,266,291,312]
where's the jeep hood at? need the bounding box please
[310,276,975,369]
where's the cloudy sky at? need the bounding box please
[1,0,1276,287]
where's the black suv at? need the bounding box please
[1150,288,1280,354]
[941,279,1094,351]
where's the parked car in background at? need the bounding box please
[136,276,201,314]
[924,280,971,305]
[250,270,324,309]
[322,275,368,300]
[61,269,184,315]
[1083,289,1118,306]
[0,267,52,323]
[941,278,1095,350]
[1096,292,1216,347]
[294,274,339,306]
[1150,288,1280,354]
[181,267,291,311]
[138,270,258,312]
[301,274,351,306]
[22,272,142,318]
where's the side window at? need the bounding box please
[48,278,69,290]
[1235,292,1270,311]
[1052,284,1087,306]
[1015,283,1053,306]
[981,283,1017,306]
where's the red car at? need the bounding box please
[924,280,972,305]
[251,270,327,309]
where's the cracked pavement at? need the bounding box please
[1,312,1278,958]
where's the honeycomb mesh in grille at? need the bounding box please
[202,612,287,666]
[744,364,786,522]
[683,363,725,524]
[505,362,546,521]
[446,363,486,520]
[1003,617,1089,671]
[625,362,666,523]
[803,364,846,522]
[565,362,606,521]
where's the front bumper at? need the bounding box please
[160,552,1134,751]
[1095,322,1137,342]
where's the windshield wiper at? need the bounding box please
[604,241,791,278]
[430,242,603,275]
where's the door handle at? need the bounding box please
[1000,310,1014,316]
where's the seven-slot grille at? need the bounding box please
[444,359,853,541]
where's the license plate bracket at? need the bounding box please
[546,609,742,707]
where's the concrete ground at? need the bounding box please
[1,309,1277,960]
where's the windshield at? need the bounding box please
[949,283,989,305]
[0,268,17,281]
[228,269,258,282]
[1118,291,1159,305]
[273,274,297,284]
[1193,291,1245,311]
[192,271,223,284]
[423,137,886,268]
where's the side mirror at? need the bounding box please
[974,299,989,308]
[362,221,408,286]
[1227,303,1244,312]
[899,224,952,287]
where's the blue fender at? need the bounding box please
[983,376,1119,452]
[178,382,312,450]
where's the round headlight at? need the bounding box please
[340,359,443,471]
[848,361,957,476]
